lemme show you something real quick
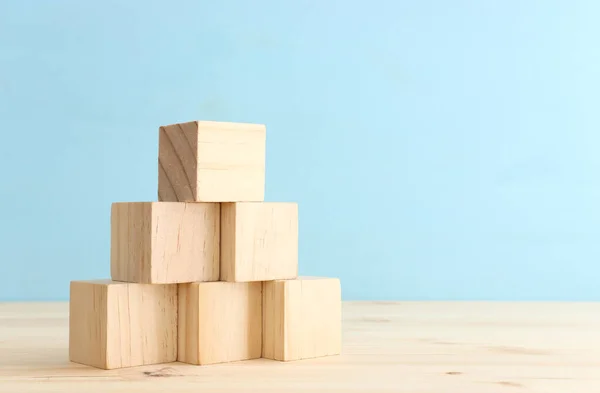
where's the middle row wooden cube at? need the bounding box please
[110,201,298,284]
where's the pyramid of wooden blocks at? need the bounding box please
[68,120,341,370]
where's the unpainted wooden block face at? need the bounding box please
[220,202,299,282]
[263,277,342,361]
[110,202,220,284]
[68,280,178,370]
[158,120,266,202]
[178,281,262,365]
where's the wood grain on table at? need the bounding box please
[1,301,599,392]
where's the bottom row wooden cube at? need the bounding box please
[69,277,340,369]
[69,280,177,369]
[178,281,263,365]
[263,277,341,361]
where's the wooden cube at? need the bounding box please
[263,277,341,361]
[69,280,177,369]
[158,120,266,202]
[221,202,298,282]
[178,281,262,365]
[110,202,219,284]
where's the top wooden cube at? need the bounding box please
[158,121,266,202]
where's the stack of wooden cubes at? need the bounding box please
[69,121,341,369]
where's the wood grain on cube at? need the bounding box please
[221,202,298,282]
[263,277,341,361]
[69,280,177,370]
[178,282,262,365]
[110,202,219,284]
[158,120,266,202]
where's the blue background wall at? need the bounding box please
[1,1,599,301]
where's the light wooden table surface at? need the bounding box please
[1,302,599,392]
